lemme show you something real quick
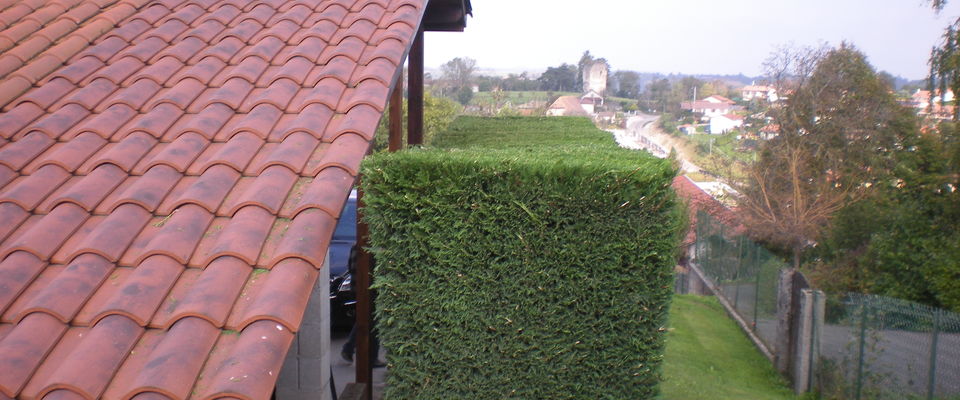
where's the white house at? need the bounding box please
[741,85,778,102]
[580,90,603,114]
[681,100,739,118]
[709,114,744,134]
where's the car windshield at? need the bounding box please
[332,191,357,242]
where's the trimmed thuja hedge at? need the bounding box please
[362,117,684,399]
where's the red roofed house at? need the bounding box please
[741,84,778,102]
[671,175,743,294]
[0,0,470,399]
[760,123,779,140]
[704,94,735,105]
[547,95,589,117]
[906,89,956,120]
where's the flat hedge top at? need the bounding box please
[431,116,617,149]
[364,144,675,192]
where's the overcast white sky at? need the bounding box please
[423,0,960,79]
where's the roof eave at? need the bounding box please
[423,0,472,31]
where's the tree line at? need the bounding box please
[735,42,960,311]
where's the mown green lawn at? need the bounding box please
[432,115,613,149]
[660,295,797,400]
[471,90,579,106]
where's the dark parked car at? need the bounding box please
[329,189,357,330]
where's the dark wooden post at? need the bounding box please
[354,178,373,400]
[407,26,424,146]
[389,74,404,152]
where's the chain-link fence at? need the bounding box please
[692,210,786,354]
[689,210,960,399]
[817,293,960,400]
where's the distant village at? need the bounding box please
[534,60,949,141]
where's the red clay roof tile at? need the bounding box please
[197,319,293,400]
[284,166,353,218]
[303,132,368,176]
[231,257,317,331]
[326,103,379,140]
[0,312,67,397]
[74,103,139,136]
[48,163,127,211]
[47,56,103,85]
[86,56,144,85]
[292,77,346,111]
[28,132,107,174]
[167,255,249,326]
[88,254,182,326]
[0,260,58,323]
[278,102,333,140]
[29,104,91,139]
[222,165,296,215]
[165,164,240,212]
[81,131,157,172]
[0,0,429,397]
[122,316,219,399]
[76,36,127,63]
[13,77,76,111]
[0,251,45,314]
[170,56,226,85]
[70,203,152,261]
[0,165,72,211]
[20,254,116,322]
[108,164,181,212]
[125,56,181,86]
[35,315,143,400]
[17,324,88,398]
[61,78,118,110]
[135,204,213,264]
[266,207,334,268]
[0,131,54,171]
[199,205,275,266]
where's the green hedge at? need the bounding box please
[362,117,684,399]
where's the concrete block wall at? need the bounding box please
[277,251,332,400]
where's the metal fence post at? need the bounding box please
[927,309,941,400]
[753,249,761,330]
[855,299,869,400]
[734,236,743,309]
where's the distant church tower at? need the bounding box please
[582,61,608,96]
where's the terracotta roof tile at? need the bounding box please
[47,56,103,85]
[0,165,73,211]
[88,254,182,325]
[0,0,427,397]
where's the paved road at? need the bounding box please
[621,114,701,173]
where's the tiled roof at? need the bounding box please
[672,176,742,245]
[548,95,588,116]
[704,95,734,104]
[0,0,424,398]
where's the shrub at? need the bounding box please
[362,117,684,399]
